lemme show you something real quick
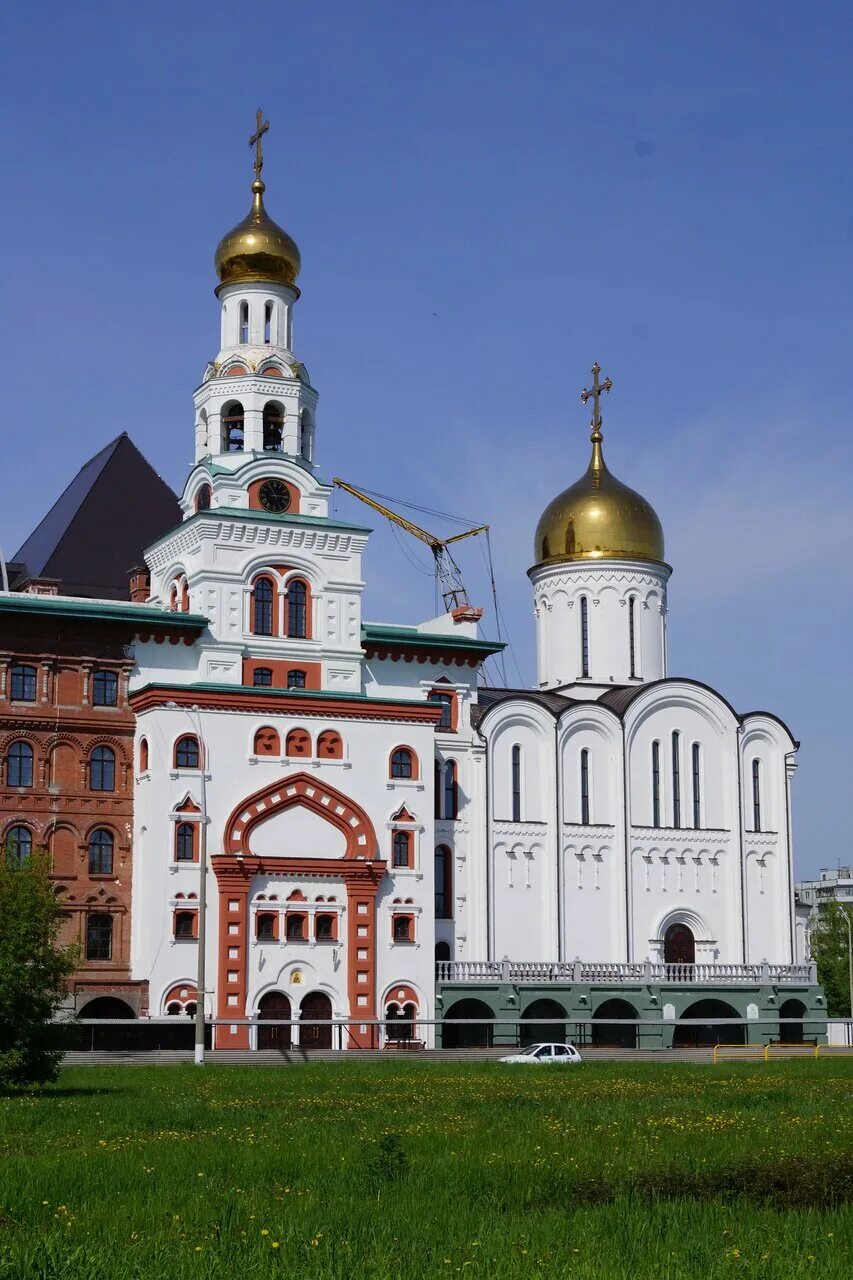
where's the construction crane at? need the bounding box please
[333,477,489,614]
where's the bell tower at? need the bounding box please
[192,110,318,469]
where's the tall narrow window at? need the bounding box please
[511,745,522,821]
[580,596,589,678]
[9,665,37,702]
[239,301,249,344]
[88,829,114,875]
[263,402,284,452]
[651,741,661,828]
[752,758,762,832]
[628,596,637,679]
[286,580,308,637]
[92,670,118,706]
[671,731,681,829]
[176,822,195,862]
[6,825,32,864]
[392,830,411,868]
[580,748,590,825]
[89,746,115,792]
[428,690,454,730]
[86,914,112,961]
[253,578,274,636]
[300,411,312,461]
[223,402,244,452]
[442,761,458,820]
[692,743,701,829]
[264,301,273,344]
[7,741,33,787]
[435,845,452,919]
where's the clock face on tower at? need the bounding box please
[259,479,291,513]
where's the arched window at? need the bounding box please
[317,730,343,759]
[299,410,312,461]
[628,595,637,679]
[88,829,114,875]
[139,738,149,772]
[287,669,307,689]
[239,301,249,344]
[428,689,454,730]
[752,758,762,832]
[166,1002,182,1016]
[435,940,451,962]
[441,761,458,820]
[435,845,452,919]
[92,670,118,707]
[253,668,273,687]
[663,922,695,966]
[169,583,178,612]
[179,582,189,613]
[579,596,590,678]
[671,731,681,829]
[252,577,275,636]
[253,726,280,755]
[393,915,413,943]
[195,483,211,512]
[580,748,590,825]
[264,301,273,344]
[286,913,306,941]
[390,747,414,779]
[174,911,195,940]
[86,913,112,961]
[511,745,522,821]
[692,743,702,829]
[7,741,33,787]
[10,665,37,702]
[651,741,661,828]
[175,823,196,862]
[223,402,244,452]
[6,825,32,865]
[263,402,284,452]
[316,913,335,940]
[257,911,277,940]
[89,746,115,792]
[174,736,200,769]
[285,728,311,757]
[392,830,411,868]
[286,580,308,638]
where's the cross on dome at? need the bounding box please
[580,362,613,443]
[249,108,269,184]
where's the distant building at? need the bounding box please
[795,868,853,916]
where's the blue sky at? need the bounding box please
[1,2,851,877]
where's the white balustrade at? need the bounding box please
[436,960,816,985]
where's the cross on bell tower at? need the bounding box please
[249,108,269,183]
[580,362,613,443]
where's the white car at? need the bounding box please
[498,1042,583,1065]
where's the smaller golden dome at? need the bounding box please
[215,179,301,293]
[533,371,665,567]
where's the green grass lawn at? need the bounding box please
[1,1059,852,1279]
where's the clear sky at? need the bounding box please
[1,1,851,878]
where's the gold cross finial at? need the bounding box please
[249,108,270,183]
[580,362,612,442]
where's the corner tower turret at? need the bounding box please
[528,365,671,697]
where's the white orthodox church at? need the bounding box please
[129,136,819,1050]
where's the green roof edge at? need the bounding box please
[361,623,505,655]
[0,594,207,630]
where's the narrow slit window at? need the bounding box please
[580,596,589,678]
[752,758,762,832]
[628,596,637,679]
[511,745,521,821]
[652,741,661,828]
[239,301,249,344]
[580,748,590,825]
[692,743,701,829]
[671,731,681,829]
[264,302,273,344]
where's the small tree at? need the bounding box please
[810,901,853,1018]
[0,845,79,1088]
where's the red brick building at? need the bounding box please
[1,434,197,1016]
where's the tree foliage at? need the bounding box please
[0,847,78,1088]
[810,901,853,1018]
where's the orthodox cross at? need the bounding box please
[249,109,270,181]
[580,362,612,438]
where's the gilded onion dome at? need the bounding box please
[215,178,301,293]
[533,366,665,567]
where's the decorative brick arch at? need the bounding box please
[224,771,378,859]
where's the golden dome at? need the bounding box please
[533,370,665,567]
[215,179,301,294]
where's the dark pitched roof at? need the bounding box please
[11,434,181,600]
[471,685,576,727]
